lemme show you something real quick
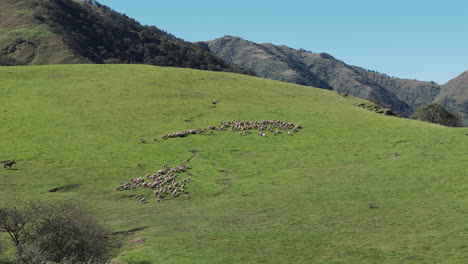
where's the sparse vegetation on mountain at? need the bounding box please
[198,36,443,117]
[410,102,463,127]
[436,71,468,125]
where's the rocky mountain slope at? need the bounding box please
[198,36,444,117]
[0,0,245,73]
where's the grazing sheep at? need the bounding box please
[116,161,197,202]
[139,138,147,144]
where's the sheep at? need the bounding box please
[139,138,147,144]
[116,160,199,202]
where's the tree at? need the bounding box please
[0,201,114,264]
[410,102,464,127]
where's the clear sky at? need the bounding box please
[100,0,467,84]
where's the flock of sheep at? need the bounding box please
[154,120,302,141]
[116,164,191,203]
[119,120,302,203]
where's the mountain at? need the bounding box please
[197,36,443,117]
[437,71,468,122]
[0,0,245,73]
[0,0,80,65]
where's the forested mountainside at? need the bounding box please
[0,0,247,73]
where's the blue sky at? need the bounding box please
[100,0,468,84]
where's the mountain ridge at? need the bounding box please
[197,36,452,118]
[436,71,468,120]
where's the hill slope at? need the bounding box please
[0,0,244,73]
[0,0,81,65]
[437,71,468,123]
[0,65,467,264]
[198,36,443,117]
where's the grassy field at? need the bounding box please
[0,65,466,264]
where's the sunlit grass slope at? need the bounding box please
[0,65,466,264]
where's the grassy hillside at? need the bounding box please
[0,65,466,264]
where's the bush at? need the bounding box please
[0,201,114,264]
[410,103,464,127]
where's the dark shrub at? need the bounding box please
[0,201,114,264]
[410,103,464,127]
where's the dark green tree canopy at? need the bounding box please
[31,0,250,74]
[410,102,463,127]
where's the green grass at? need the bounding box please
[0,65,466,264]
[0,0,80,66]
[0,24,54,38]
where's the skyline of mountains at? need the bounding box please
[198,36,467,121]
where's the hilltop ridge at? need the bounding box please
[198,36,444,117]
